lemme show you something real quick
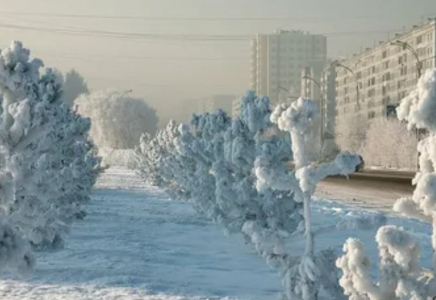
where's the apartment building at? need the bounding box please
[251,30,327,105]
[335,19,436,124]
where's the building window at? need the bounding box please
[383,72,391,81]
[400,66,408,76]
[382,50,388,59]
[417,35,423,44]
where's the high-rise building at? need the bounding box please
[251,30,327,105]
[335,19,436,124]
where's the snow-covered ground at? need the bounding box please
[0,168,432,300]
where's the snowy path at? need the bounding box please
[0,168,280,300]
[1,168,435,300]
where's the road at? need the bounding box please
[317,169,416,217]
[345,169,414,183]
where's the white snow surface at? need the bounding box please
[0,168,433,300]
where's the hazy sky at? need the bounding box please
[0,0,435,122]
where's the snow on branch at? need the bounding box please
[262,97,363,300]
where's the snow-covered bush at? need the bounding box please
[136,91,363,300]
[0,41,101,271]
[360,117,418,170]
[76,90,158,153]
[337,69,436,300]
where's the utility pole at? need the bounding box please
[302,75,325,157]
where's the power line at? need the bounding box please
[45,52,249,62]
[0,21,401,43]
[0,22,252,41]
[0,11,431,22]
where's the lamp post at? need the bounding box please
[333,61,360,110]
[390,40,422,79]
[390,40,423,170]
[277,85,298,103]
[302,75,325,156]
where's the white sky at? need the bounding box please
[0,0,435,122]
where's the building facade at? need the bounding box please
[231,96,242,119]
[251,30,327,105]
[335,20,436,124]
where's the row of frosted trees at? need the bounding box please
[136,69,436,299]
[0,42,101,273]
[135,91,362,299]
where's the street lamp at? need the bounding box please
[390,40,422,78]
[302,75,325,156]
[276,85,299,103]
[333,61,360,109]
[390,40,424,170]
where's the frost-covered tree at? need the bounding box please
[136,91,365,300]
[0,41,101,272]
[76,90,158,152]
[257,98,363,300]
[337,69,436,300]
[360,117,418,170]
[63,69,89,106]
[335,114,368,152]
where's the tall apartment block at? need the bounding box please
[250,30,327,105]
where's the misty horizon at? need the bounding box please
[0,0,435,125]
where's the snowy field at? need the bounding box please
[0,168,432,300]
